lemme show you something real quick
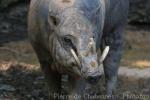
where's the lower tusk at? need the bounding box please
[70,49,81,67]
[100,46,110,63]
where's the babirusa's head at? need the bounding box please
[48,7,109,84]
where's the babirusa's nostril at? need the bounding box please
[87,75,101,84]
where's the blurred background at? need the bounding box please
[0,0,150,100]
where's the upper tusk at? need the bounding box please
[70,49,81,67]
[100,46,110,63]
[89,38,96,52]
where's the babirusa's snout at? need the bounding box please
[70,41,110,82]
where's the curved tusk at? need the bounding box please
[70,49,81,67]
[100,46,110,63]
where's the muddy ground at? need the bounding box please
[0,4,150,99]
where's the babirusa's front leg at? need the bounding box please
[41,62,62,100]
[103,26,124,96]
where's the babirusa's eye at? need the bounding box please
[63,37,73,47]
[64,37,72,43]
[62,36,77,54]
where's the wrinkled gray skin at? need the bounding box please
[28,0,129,99]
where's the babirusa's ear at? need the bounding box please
[99,46,110,63]
[48,13,59,28]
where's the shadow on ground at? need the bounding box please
[0,62,49,100]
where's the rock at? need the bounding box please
[0,84,16,92]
